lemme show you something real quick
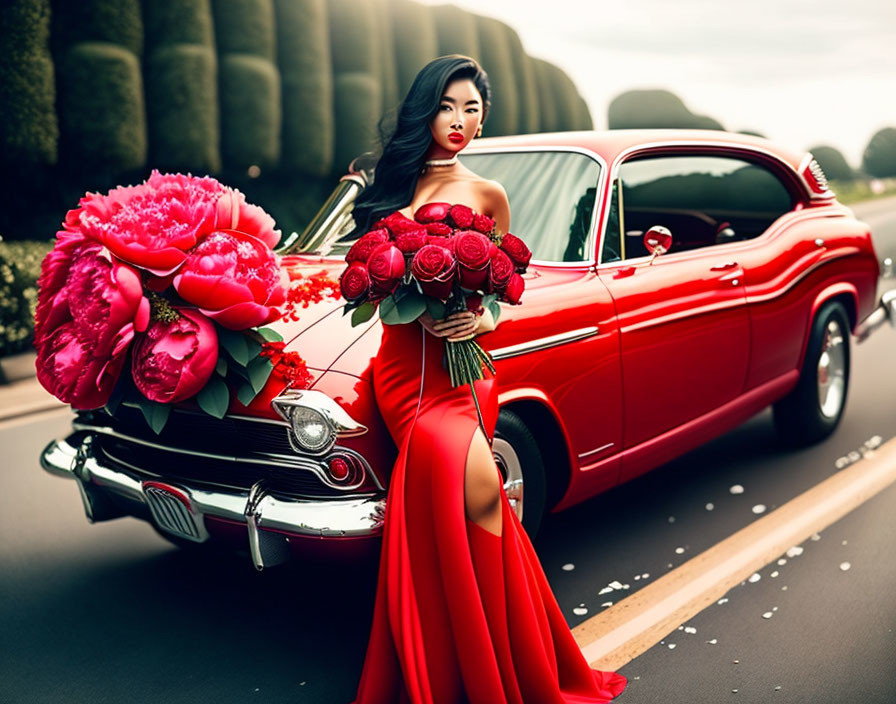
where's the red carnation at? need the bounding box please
[453,230,492,290]
[448,204,474,229]
[488,249,514,291]
[340,262,371,301]
[367,243,406,295]
[346,229,390,264]
[414,202,451,223]
[411,244,456,300]
[393,227,428,256]
[472,213,495,235]
[500,232,532,271]
[374,211,422,236]
[425,221,453,237]
[502,272,525,304]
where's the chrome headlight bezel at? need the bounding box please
[272,389,367,456]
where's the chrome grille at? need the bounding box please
[144,486,201,540]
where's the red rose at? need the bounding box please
[173,229,287,330]
[472,213,495,235]
[425,221,453,237]
[414,202,451,223]
[501,272,525,304]
[346,229,390,264]
[411,244,456,300]
[452,230,492,290]
[339,262,371,301]
[488,249,514,291]
[465,293,484,315]
[367,243,405,295]
[373,211,422,236]
[448,204,474,229]
[131,307,218,404]
[393,227,428,256]
[500,232,532,271]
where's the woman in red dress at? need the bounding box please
[349,55,626,704]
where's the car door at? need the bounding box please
[597,153,751,482]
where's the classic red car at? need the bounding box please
[41,129,895,570]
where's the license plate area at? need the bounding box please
[142,481,209,542]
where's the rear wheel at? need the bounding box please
[493,410,546,537]
[773,301,851,446]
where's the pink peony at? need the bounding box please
[131,308,218,403]
[213,187,281,250]
[79,170,226,276]
[173,229,288,330]
[34,231,149,409]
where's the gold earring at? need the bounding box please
[476,125,482,137]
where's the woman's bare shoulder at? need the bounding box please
[474,179,510,234]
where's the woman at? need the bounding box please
[350,55,626,703]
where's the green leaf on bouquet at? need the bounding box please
[197,378,230,419]
[218,328,249,366]
[255,327,283,342]
[237,381,259,406]
[215,356,228,377]
[136,397,171,435]
[424,296,446,319]
[245,337,262,362]
[380,289,426,324]
[351,301,377,326]
[482,293,501,323]
[247,356,273,393]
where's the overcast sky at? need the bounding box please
[419,0,896,169]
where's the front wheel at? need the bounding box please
[773,301,851,446]
[493,410,546,537]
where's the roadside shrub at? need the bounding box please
[56,41,147,175]
[333,71,381,175]
[219,53,281,169]
[390,0,438,98]
[474,15,517,136]
[211,0,276,60]
[431,4,479,59]
[142,0,215,48]
[50,0,143,58]
[0,239,52,358]
[274,0,334,176]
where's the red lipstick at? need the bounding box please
[448,132,464,143]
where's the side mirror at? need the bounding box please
[644,226,673,264]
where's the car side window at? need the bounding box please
[610,154,794,260]
[460,150,602,262]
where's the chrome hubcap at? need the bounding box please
[493,438,524,522]
[817,318,846,418]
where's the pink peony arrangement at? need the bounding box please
[33,170,298,432]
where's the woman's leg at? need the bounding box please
[464,427,503,536]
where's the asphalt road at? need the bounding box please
[1,196,894,703]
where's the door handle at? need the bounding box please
[710,262,738,271]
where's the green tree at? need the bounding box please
[809,145,854,182]
[609,89,723,130]
[862,127,896,179]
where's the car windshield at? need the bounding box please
[329,150,602,262]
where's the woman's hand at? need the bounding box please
[419,310,479,340]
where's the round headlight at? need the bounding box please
[289,406,334,453]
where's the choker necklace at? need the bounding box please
[423,155,458,168]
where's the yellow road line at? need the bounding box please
[572,435,896,671]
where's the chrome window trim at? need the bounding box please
[460,145,608,268]
[489,326,600,361]
[595,140,810,267]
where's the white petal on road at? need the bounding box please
[718,598,729,605]
[705,502,715,511]
[866,435,882,449]
[573,607,588,616]
[668,515,676,523]
[839,562,851,571]
[748,572,761,583]
[786,546,804,557]
[811,533,821,541]
[752,504,767,514]
[771,570,779,578]
[675,547,685,554]
[667,643,676,649]
[762,611,774,619]
[641,572,650,579]
[561,563,575,571]
[706,638,718,644]
[777,558,787,565]
[608,580,623,590]
[684,626,697,634]
[729,484,744,495]
[601,601,613,607]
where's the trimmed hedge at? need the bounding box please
[475,15,517,136]
[211,0,276,61]
[0,239,52,358]
[145,44,221,173]
[390,0,438,99]
[332,71,381,175]
[56,41,147,174]
[609,89,724,130]
[274,0,333,176]
[503,24,539,134]
[329,0,379,75]
[575,94,594,130]
[142,0,215,49]
[863,127,896,179]
[371,0,400,115]
[219,54,281,169]
[0,0,57,166]
[544,61,581,131]
[532,58,558,132]
[50,0,143,57]
[431,4,480,59]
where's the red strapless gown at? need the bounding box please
[351,310,626,703]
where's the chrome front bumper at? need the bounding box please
[41,432,386,570]
[855,289,896,342]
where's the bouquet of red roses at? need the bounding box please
[33,170,336,434]
[339,202,531,390]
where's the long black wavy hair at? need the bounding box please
[346,55,491,239]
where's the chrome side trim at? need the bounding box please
[489,326,600,361]
[577,442,615,459]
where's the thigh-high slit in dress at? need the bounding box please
[351,315,626,703]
